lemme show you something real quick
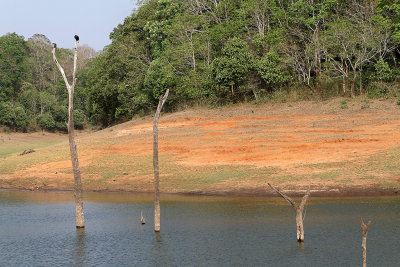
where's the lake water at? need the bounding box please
[0,190,399,266]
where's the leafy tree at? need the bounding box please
[85,52,122,126]
[27,34,54,92]
[52,105,68,131]
[374,60,393,81]
[74,109,86,129]
[17,82,40,115]
[144,58,177,101]
[0,102,16,128]
[284,0,339,88]
[378,0,400,43]
[14,106,29,132]
[256,51,289,90]
[0,102,28,131]
[39,90,56,114]
[2,0,397,131]
[144,0,183,57]
[36,113,55,131]
[212,37,253,96]
[322,2,392,96]
[0,33,29,101]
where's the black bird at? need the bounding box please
[53,43,57,48]
[74,35,79,41]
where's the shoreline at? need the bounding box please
[1,185,399,197]
[2,99,400,198]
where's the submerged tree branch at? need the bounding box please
[267,183,311,242]
[267,183,297,210]
[360,218,371,267]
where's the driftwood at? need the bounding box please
[153,89,169,232]
[52,37,84,228]
[268,183,310,242]
[141,211,146,225]
[19,149,35,156]
[360,218,371,267]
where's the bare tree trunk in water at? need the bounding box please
[153,89,169,232]
[360,218,371,267]
[52,37,84,228]
[267,183,310,242]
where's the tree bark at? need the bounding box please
[342,75,346,96]
[314,28,321,92]
[153,89,169,232]
[350,80,355,98]
[360,218,371,267]
[342,60,348,96]
[268,183,310,242]
[52,39,84,228]
[252,88,259,101]
[359,67,363,95]
[351,69,357,98]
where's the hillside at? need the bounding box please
[3,1,400,132]
[1,98,400,196]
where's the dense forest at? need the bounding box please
[2,0,400,131]
[0,33,97,131]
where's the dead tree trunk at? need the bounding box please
[267,183,310,242]
[153,89,169,232]
[141,211,146,225]
[52,37,84,228]
[360,218,371,267]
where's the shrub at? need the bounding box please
[36,113,55,131]
[74,109,86,129]
[52,105,68,132]
[374,60,392,82]
[340,100,348,109]
[0,102,15,127]
[13,106,29,132]
[367,81,397,98]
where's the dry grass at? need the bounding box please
[1,97,400,193]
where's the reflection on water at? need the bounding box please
[154,232,162,243]
[0,190,399,266]
[297,241,304,249]
[73,229,86,267]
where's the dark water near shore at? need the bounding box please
[0,191,399,266]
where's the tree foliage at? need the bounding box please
[0,32,94,132]
[3,0,400,131]
[212,37,253,96]
[0,33,29,102]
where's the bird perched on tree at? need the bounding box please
[53,43,57,49]
[74,35,79,41]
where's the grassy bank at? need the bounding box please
[1,97,400,195]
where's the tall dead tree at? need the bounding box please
[52,36,84,228]
[153,89,169,232]
[360,218,371,267]
[267,183,310,242]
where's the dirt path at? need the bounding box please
[1,98,400,195]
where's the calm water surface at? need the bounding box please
[0,190,399,266]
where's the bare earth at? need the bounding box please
[1,97,400,196]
